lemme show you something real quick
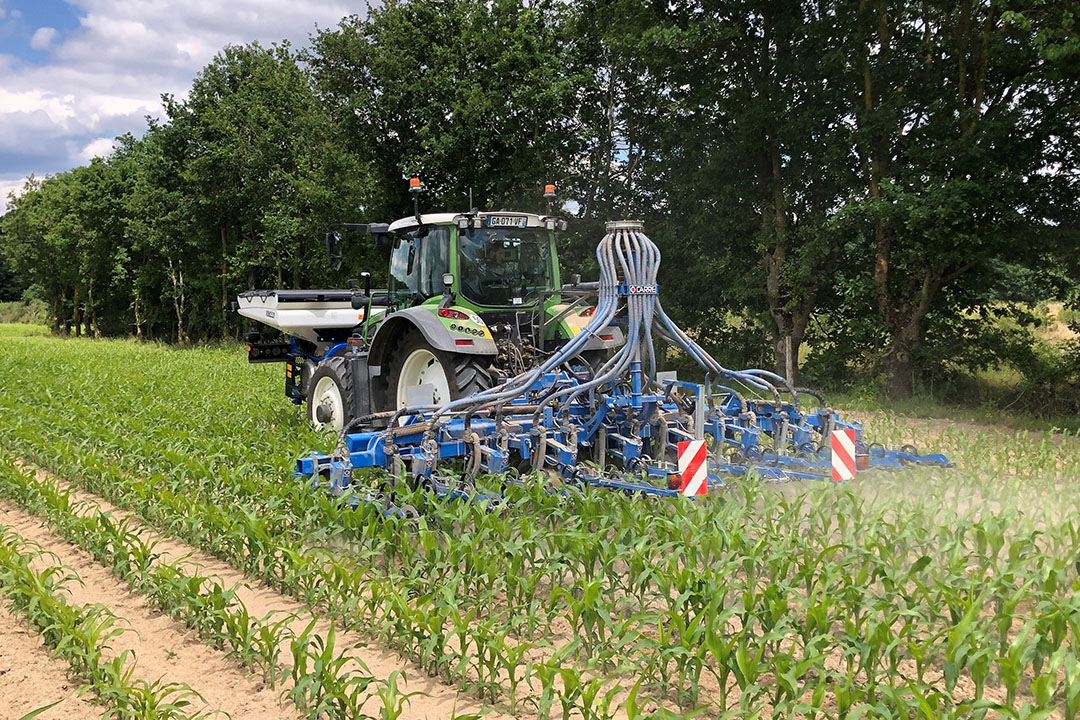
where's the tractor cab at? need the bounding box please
[384,211,560,312]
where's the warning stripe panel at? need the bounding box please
[831,429,856,482]
[677,440,708,496]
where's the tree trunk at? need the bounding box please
[167,256,187,344]
[220,225,229,339]
[882,316,921,399]
[88,284,98,337]
[51,297,61,335]
[879,269,938,399]
[769,298,813,387]
[773,333,803,386]
[762,122,807,384]
[72,286,82,338]
[858,4,913,398]
[133,289,143,341]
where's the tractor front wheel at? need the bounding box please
[307,357,353,432]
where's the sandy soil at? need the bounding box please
[0,605,103,720]
[1,501,304,720]
[6,465,510,720]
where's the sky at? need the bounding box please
[0,0,359,212]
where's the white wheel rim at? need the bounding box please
[312,376,344,432]
[397,348,451,409]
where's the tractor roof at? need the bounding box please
[387,212,551,233]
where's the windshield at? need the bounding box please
[458,227,553,307]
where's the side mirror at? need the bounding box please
[326,231,343,271]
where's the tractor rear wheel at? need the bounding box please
[307,356,352,432]
[579,349,610,376]
[384,331,494,413]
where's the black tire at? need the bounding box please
[307,356,353,431]
[451,353,496,396]
[383,330,494,412]
[299,358,317,396]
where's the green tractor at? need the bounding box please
[238,183,623,431]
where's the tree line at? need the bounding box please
[1,0,1077,403]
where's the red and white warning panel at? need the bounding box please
[676,440,708,496]
[831,429,857,482]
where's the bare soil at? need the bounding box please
[0,605,102,720]
[1,501,303,720]
[5,464,510,720]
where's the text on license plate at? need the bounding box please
[486,215,527,228]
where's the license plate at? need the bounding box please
[486,215,527,228]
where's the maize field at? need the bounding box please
[1,323,1078,719]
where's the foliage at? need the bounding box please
[0,241,24,301]
[0,299,48,324]
[0,0,1077,395]
[307,0,577,220]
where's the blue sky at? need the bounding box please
[0,0,357,212]
[1,1,81,63]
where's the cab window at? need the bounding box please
[389,227,449,304]
[419,228,449,297]
[458,227,553,307]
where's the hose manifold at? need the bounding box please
[605,220,645,231]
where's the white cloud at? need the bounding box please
[30,26,58,50]
[0,0,357,210]
[79,137,115,161]
[0,88,78,127]
[0,176,30,214]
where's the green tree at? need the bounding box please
[563,0,856,380]
[0,234,23,301]
[1,174,94,335]
[843,0,1080,397]
[168,41,366,338]
[124,124,198,342]
[307,0,578,221]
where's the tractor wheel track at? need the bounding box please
[10,461,511,720]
